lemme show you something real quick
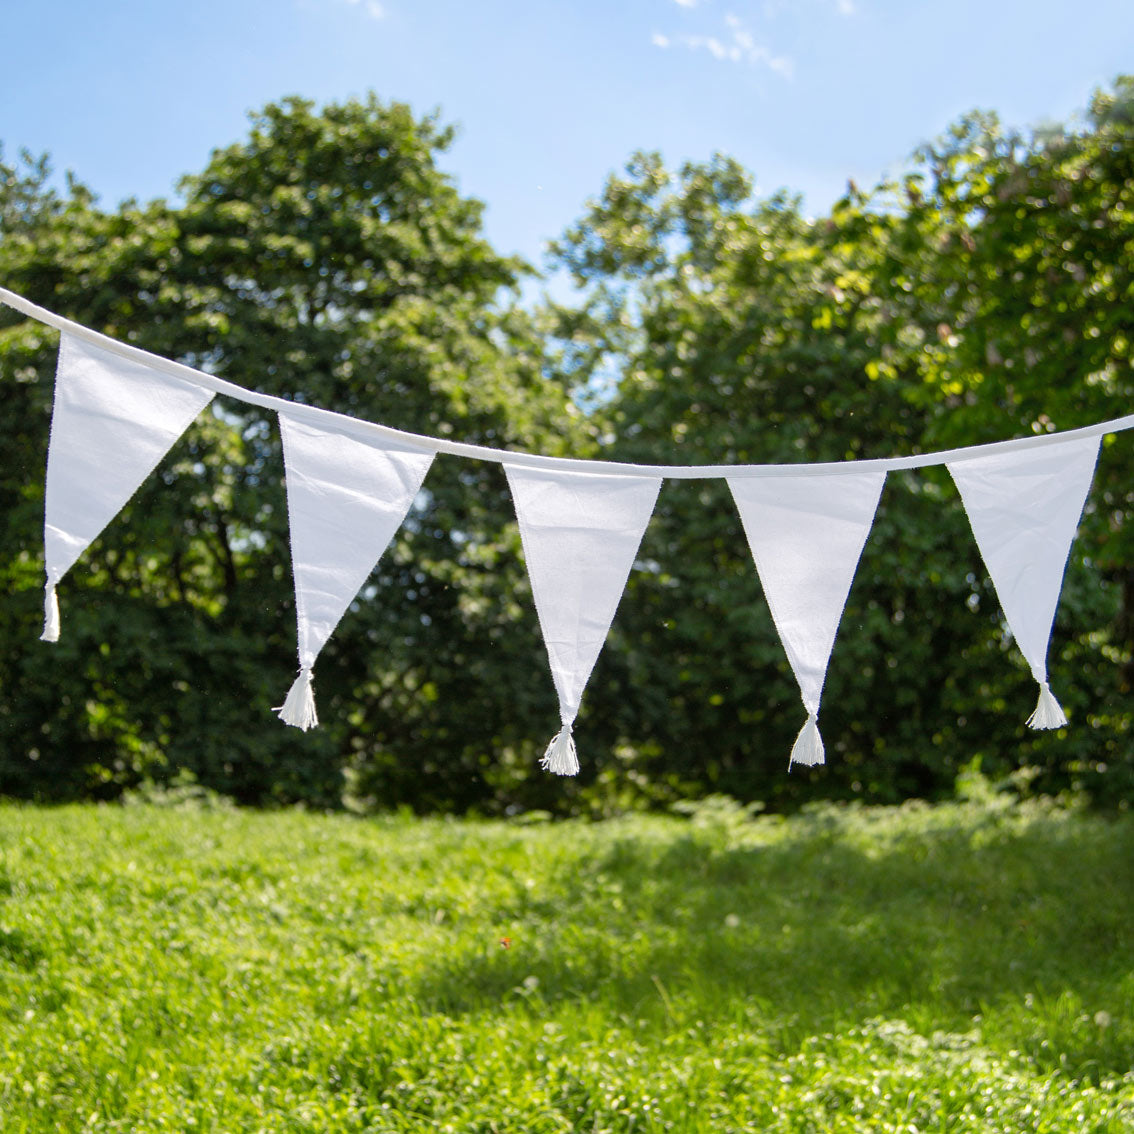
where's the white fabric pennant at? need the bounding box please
[277,410,435,729]
[505,465,662,774]
[41,332,215,641]
[6,294,1126,775]
[948,435,1101,728]
[729,470,887,767]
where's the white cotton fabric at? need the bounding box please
[948,435,1101,685]
[278,409,435,671]
[728,470,887,716]
[6,293,1128,763]
[44,332,214,586]
[505,465,662,726]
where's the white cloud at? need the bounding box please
[766,52,793,77]
[761,0,856,17]
[673,0,700,7]
[667,14,792,75]
[345,0,385,19]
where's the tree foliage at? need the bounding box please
[546,79,1133,808]
[1,82,1131,812]
[0,96,589,810]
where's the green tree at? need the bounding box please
[4,82,1130,814]
[545,154,981,808]
[546,81,1133,807]
[861,76,1134,799]
[0,97,589,810]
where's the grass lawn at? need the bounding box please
[0,787,1131,1132]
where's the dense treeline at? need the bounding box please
[1,81,1131,813]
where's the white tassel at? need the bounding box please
[541,723,579,776]
[275,666,319,731]
[1027,680,1067,730]
[789,712,825,769]
[41,580,60,643]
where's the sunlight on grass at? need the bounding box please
[0,793,1131,1131]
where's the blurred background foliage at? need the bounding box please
[1,80,1131,814]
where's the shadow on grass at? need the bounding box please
[411,803,1134,1078]
[0,924,44,970]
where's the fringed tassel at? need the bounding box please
[540,723,579,776]
[1027,680,1067,730]
[789,712,825,769]
[275,666,319,731]
[41,580,60,643]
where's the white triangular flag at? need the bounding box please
[277,410,435,729]
[42,333,215,641]
[505,465,662,774]
[728,470,887,768]
[948,435,1101,729]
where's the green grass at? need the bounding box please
[0,789,1132,1132]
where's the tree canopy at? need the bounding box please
[0,95,590,810]
[1,83,1131,812]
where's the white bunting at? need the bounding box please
[41,333,215,641]
[276,410,435,729]
[948,435,1101,729]
[3,293,1131,773]
[505,465,662,774]
[728,470,887,768]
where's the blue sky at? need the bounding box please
[2,0,1132,274]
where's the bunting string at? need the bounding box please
[4,287,1133,478]
[1,286,1129,774]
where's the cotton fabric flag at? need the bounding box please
[41,333,215,641]
[276,409,435,729]
[505,464,662,774]
[9,292,1130,782]
[948,435,1101,728]
[728,470,887,767]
